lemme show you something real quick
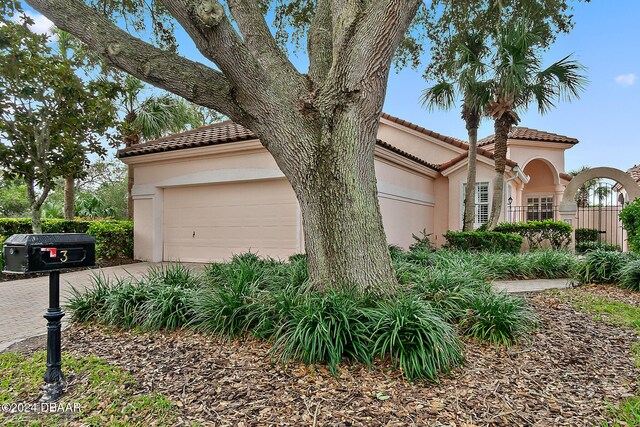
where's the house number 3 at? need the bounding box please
[60,250,68,263]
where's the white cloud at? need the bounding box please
[615,73,636,87]
[11,11,55,36]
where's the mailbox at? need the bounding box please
[3,233,96,274]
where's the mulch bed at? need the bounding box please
[7,288,640,426]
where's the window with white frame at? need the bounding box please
[526,195,554,221]
[462,182,490,227]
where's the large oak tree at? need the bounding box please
[24,0,586,292]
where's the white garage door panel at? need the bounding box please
[163,180,298,262]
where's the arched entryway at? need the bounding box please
[509,158,563,222]
[559,167,640,250]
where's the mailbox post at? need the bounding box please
[3,233,95,402]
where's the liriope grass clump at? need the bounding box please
[368,294,464,381]
[271,290,372,374]
[460,291,538,345]
[66,263,202,329]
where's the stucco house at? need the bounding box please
[118,113,577,263]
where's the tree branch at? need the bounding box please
[307,0,332,85]
[26,0,246,122]
[318,0,421,114]
[227,0,304,86]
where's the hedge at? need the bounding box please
[493,220,572,250]
[575,241,621,254]
[620,199,640,253]
[0,218,133,260]
[443,231,523,254]
[87,220,133,260]
[575,228,599,244]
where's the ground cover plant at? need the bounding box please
[66,243,565,381]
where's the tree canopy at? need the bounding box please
[21,0,589,290]
[0,12,118,231]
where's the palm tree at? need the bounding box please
[119,75,205,219]
[421,32,492,231]
[569,166,596,207]
[484,20,587,229]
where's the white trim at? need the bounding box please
[460,180,492,229]
[156,168,285,188]
[152,188,164,262]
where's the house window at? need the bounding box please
[463,182,490,227]
[526,196,554,221]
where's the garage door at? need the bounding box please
[163,179,299,262]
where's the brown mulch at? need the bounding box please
[8,289,640,426]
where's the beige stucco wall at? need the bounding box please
[127,141,439,261]
[445,160,500,230]
[377,120,465,165]
[375,159,436,248]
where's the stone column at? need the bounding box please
[559,200,578,251]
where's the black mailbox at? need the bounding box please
[3,233,96,274]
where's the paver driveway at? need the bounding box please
[0,262,162,352]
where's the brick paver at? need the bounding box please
[0,262,160,352]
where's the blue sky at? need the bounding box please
[23,1,639,173]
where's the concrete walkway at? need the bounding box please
[492,278,572,293]
[0,263,571,353]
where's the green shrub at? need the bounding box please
[368,294,464,381]
[494,220,572,250]
[65,251,543,382]
[443,231,523,254]
[409,229,433,252]
[575,241,621,254]
[620,259,640,291]
[621,199,640,253]
[575,228,599,244]
[0,234,5,271]
[272,290,371,374]
[576,249,627,284]
[0,218,93,235]
[460,291,538,345]
[87,220,133,260]
[0,218,132,260]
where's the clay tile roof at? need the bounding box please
[478,126,579,146]
[628,164,640,183]
[118,119,440,170]
[118,121,257,158]
[376,139,440,171]
[559,172,573,181]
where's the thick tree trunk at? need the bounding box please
[289,129,396,295]
[25,178,49,234]
[462,110,480,231]
[63,174,75,220]
[30,205,43,234]
[486,115,513,230]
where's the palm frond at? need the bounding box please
[420,81,456,112]
[134,94,198,141]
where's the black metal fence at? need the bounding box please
[506,205,560,223]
